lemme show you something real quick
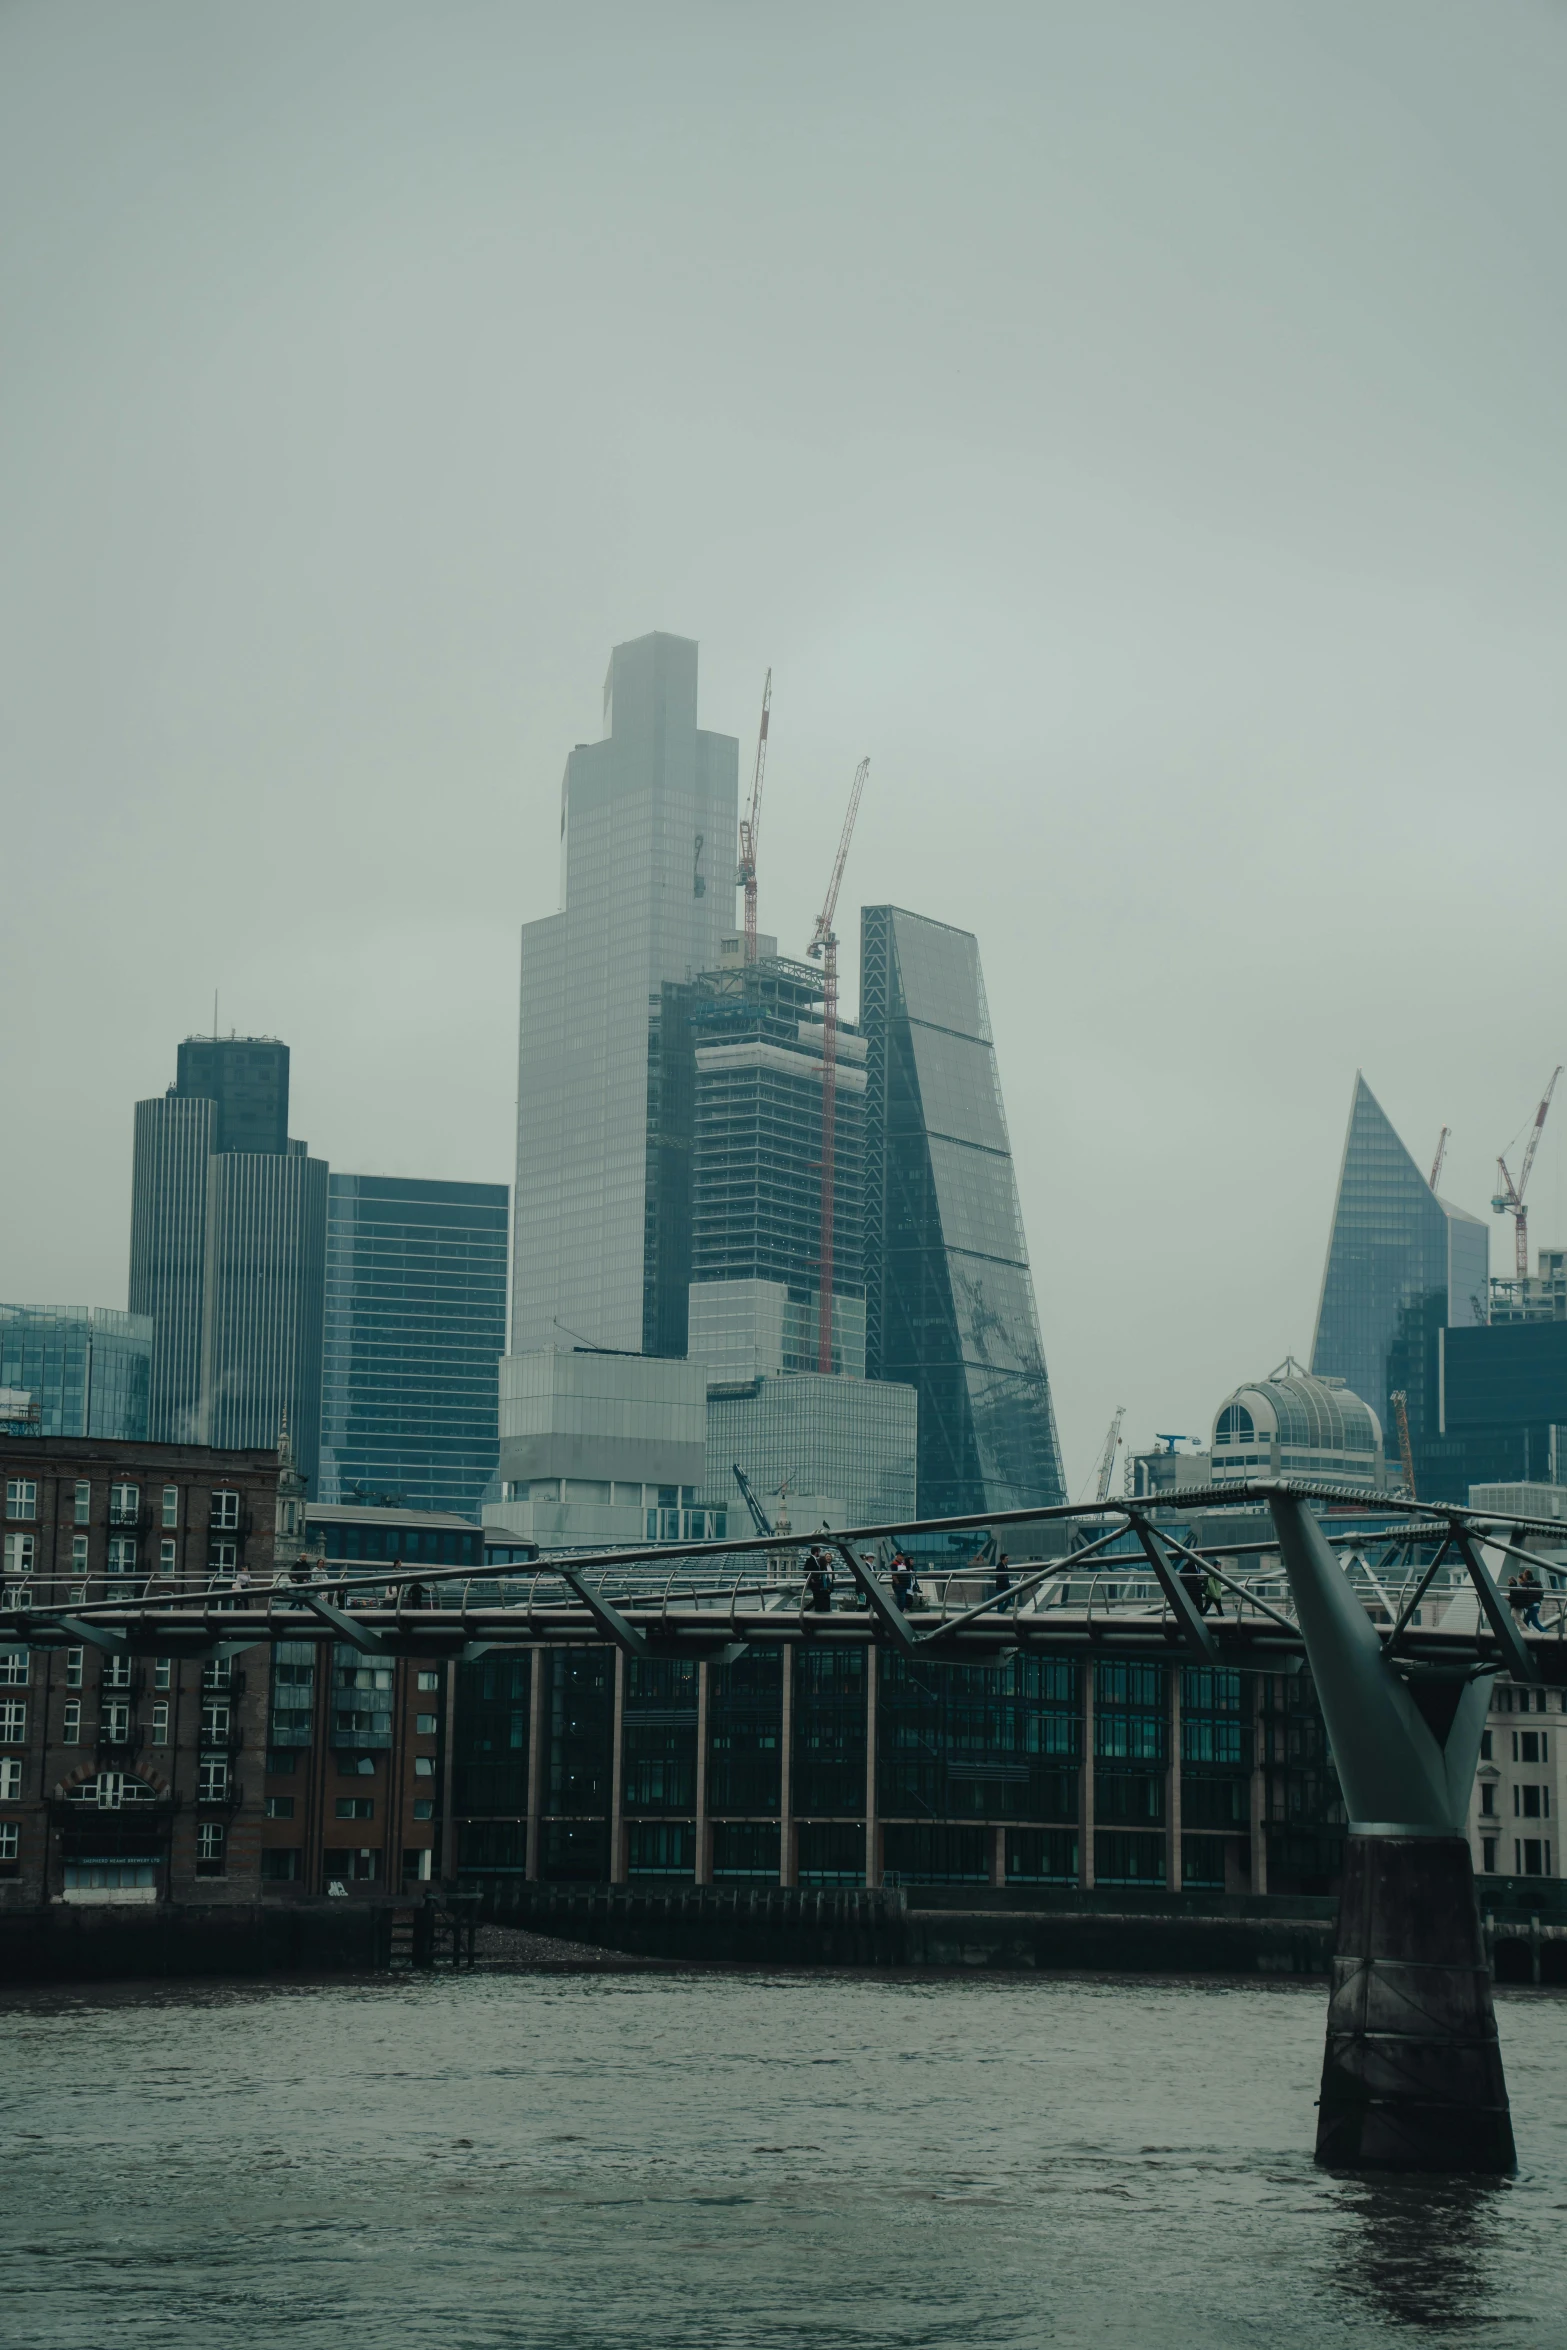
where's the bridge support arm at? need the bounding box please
[1268,1492,1514,2175]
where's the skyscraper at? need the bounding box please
[655,945,867,1385]
[129,1037,328,1484]
[513,633,739,1357]
[319,1174,510,1518]
[861,905,1065,1518]
[1310,1072,1489,1488]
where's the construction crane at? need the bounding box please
[737,670,772,963]
[1492,1066,1563,1280]
[1090,1406,1126,1505]
[731,1464,774,1539]
[1428,1127,1450,1192]
[1390,1390,1417,1500]
[807,756,870,1374]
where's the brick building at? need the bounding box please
[0,1439,448,1907]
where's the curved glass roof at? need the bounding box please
[1214,1373,1381,1455]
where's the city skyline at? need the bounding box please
[5,6,1567,1493]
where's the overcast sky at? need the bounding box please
[4,1,1565,1495]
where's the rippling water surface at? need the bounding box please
[4,1969,1567,2349]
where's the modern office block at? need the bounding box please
[1311,1074,1488,1492]
[484,1348,714,1550]
[319,1175,509,1520]
[1437,1320,1567,1489]
[199,1147,328,1477]
[860,905,1065,1519]
[0,1305,153,1440]
[702,1371,918,1531]
[513,633,739,1360]
[655,949,867,1384]
[129,1038,328,1485]
[129,1094,215,1442]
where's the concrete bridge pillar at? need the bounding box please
[1269,1493,1514,2174]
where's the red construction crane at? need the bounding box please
[807,756,870,1375]
[737,670,772,963]
[1492,1066,1563,1281]
[1428,1127,1450,1192]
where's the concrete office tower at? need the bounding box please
[319,1175,509,1519]
[129,1037,328,1485]
[513,633,739,1357]
[0,1305,153,1439]
[1311,1073,1488,1492]
[661,947,867,1384]
[861,906,1066,1518]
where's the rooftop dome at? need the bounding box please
[1211,1362,1384,1490]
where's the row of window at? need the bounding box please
[3,1536,245,1577]
[5,1479,244,1529]
[1480,1783,1552,1819]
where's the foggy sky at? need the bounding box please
[4,0,1566,1495]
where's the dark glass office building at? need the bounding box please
[319,1175,509,1520]
[860,905,1065,1518]
[1311,1074,1489,1499]
[129,1037,328,1483]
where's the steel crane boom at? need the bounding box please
[737,670,772,964]
[1492,1066,1563,1280]
[1093,1407,1126,1506]
[1429,1127,1449,1192]
[807,756,871,1375]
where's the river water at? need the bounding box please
[4,1969,1567,2349]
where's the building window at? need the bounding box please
[162,1486,179,1529]
[0,1822,17,1869]
[0,1702,25,1743]
[0,1758,21,1800]
[150,1703,169,1747]
[64,1649,85,1689]
[101,1702,132,1746]
[402,1848,433,1882]
[108,1484,140,1527]
[71,1535,88,1574]
[74,1481,91,1526]
[154,1659,171,1690]
[414,1714,438,1736]
[2,1534,35,1577]
[107,1536,138,1575]
[416,1671,441,1693]
[209,1542,238,1576]
[198,1758,230,1803]
[211,1491,241,1532]
[412,1798,434,1821]
[200,1701,231,1745]
[334,1796,374,1820]
[5,1480,37,1522]
[159,1540,177,1573]
[1480,1784,1495,1816]
[1480,1731,1492,1761]
[103,1655,133,1691]
[260,1848,300,1881]
[1482,1837,1498,1873]
[266,1795,295,1820]
[61,1700,81,1745]
[0,1649,27,1688]
[196,1822,226,1875]
[414,1756,435,1778]
[326,1848,380,1883]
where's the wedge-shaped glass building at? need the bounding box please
[1311,1073,1488,1497]
[860,905,1065,1518]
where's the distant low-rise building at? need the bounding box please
[1209,1367,1386,1492]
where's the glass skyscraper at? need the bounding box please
[319,1174,509,1519]
[860,905,1065,1518]
[1311,1072,1489,1490]
[0,1304,153,1439]
[129,1037,328,1483]
[513,633,739,1357]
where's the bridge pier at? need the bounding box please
[1320,1832,1513,2172]
[1268,1492,1518,2174]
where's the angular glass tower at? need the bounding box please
[860,905,1065,1518]
[513,634,739,1356]
[1311,1073,1489,1486]
[320,1175,509,1519]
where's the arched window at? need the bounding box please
[1215,1405,1256,1444]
